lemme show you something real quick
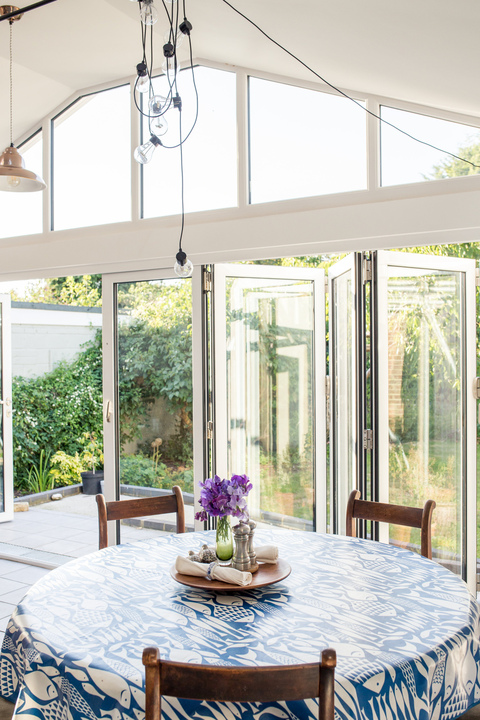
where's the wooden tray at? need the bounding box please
[170,558,291,592]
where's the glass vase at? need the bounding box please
[216,516,233,565]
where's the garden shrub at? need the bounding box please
[12,298,194,492]
[120,453,193,493]
[13,337,103,491]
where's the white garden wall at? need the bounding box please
[11,303,102,378]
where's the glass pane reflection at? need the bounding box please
[226,277,315,530]
[387,268,463,572]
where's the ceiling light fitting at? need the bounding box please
[0,4,46,192]
[131,0,198,277]
[0,0,57,23]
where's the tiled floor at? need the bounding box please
[0,493,195,566]
[0,557,50,645]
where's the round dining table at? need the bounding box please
[1,528,479,720]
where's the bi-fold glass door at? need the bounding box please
[102,268,202,545]
[102,253,477,591]
[103,264,327,543]
[328,254,357,535]
[329,251,476,591]
[211,264,327,532]
[375,251,476,587]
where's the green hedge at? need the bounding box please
[13,339,103,490]
[12,315,194,491]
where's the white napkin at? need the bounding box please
[175,555,252,586]
[254,545,278,564]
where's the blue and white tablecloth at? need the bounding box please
[1,529,479,720]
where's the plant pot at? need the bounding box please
[81,471,104,495]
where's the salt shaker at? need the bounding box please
[232,522,251,572]
[247,519,258,573]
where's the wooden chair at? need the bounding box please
[96,486,185,549]
[142,646,337,720]
[345,489,436,559]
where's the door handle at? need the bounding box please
[0,398,12,417]
[105,400,112,423]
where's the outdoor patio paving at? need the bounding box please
[0,492,195,567]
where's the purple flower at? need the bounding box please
[194,474,252,522]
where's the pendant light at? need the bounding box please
[131,0,194,276]
[0,5,46,192]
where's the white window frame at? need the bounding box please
[5,57,479,247]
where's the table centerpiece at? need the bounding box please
[195,474,252,564]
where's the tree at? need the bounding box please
[11,274,102,307]
[430,139,480,180]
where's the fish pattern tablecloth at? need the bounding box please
[1,529,479,720]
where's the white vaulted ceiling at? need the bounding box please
[0,0,479,151]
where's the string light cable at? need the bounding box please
[132,0,198,160]
[174,96,194,277]
[130,0,198,276]
[220,0,480,172]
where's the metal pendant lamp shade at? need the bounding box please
[0,144,46,191]
[0,4,46,192]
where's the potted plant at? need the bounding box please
[51,433,104,495]
[79,433,104,495]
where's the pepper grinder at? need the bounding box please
[231,522,251,572]
[247,519,259,573]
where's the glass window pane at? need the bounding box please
[53,85,131,231]
[331,270,355,534]
[142,66,237,218]
[116,278,193,541]
[381,106,480,186]
[249,78,367,204]
[386,267,463,571]
[0,133,43,239]
[225,277,315,530]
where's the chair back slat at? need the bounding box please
[346,490,435,559]
[96,486,185,549]
[352,499,424,528]
[143,647,336,720]
[105,495,178,522]
[160,662,320,701]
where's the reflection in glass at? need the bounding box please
[53,85,131,231]
[387,268,463,572]
[116,279,193,540]
[249,77,367,204]
[331,272,355,533]
[225,278,314,530]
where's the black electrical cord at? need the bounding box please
[132,0,199,146]
[220,0,480,171]
[178,103,186,253]
[131,0,198,266]
[160,35,199,149]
